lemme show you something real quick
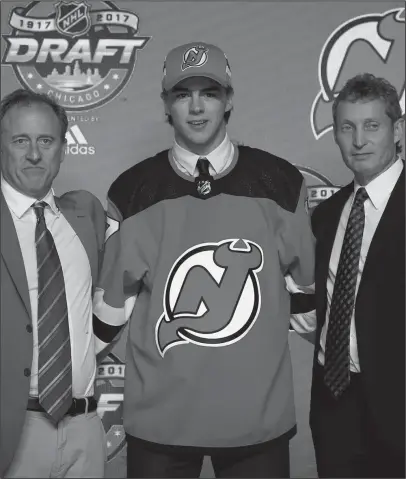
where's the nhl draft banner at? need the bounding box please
[1,2,404,477]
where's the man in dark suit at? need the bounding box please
[290,73,405,478]
[0,89,107,477]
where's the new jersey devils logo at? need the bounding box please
[155,239,264,356]
[181,45,208,71]
[311,8,405,139]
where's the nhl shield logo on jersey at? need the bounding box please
[55,1,90,37]
[181,45,208,71]
[155,239,264,356]
[197,179,211,196]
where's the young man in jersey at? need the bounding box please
[93,42,315,478]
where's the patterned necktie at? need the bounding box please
[196,158,212,197]
[324,187,369,398]
[33,201,72,422]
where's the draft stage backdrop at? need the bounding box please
[1,2,404,477]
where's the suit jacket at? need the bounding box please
[309,168,405,454]
[0,190,106,477]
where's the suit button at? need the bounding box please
[24,368,31,377]
[26,325,33,333]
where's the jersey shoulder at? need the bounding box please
[107,150,171,220]
[236,145,304,212]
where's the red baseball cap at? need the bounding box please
[162,42,232,91]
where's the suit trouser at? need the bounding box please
[5,410,106,478]
[310,362,405,478]
[126,433,290,478]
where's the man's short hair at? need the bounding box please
[0,88,68,142]
[333,73,403,153]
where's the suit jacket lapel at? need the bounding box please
[55,196,99,286]
[358,168,405,290]
[0,193,31,318]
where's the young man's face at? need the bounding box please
[334,98,403,185]
[163,77,233,155]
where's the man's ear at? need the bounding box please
[225,89,234,113]
[60,140,66,163]
[393,116,405,148]
[161,91,170,115]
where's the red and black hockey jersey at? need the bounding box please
[94,145,315,448]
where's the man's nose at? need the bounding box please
[353,128,367,148]
[26,142,41,163]
[190,93,204,114]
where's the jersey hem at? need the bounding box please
[124,425,297,454]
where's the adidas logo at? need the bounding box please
[65,125,96,155]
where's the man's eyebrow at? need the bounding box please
[340,118,380,125]
[201,86,221,92]
[171,86,222,93]
[171,87,189,93]
[10,133,29,139]
[10,133,56,139]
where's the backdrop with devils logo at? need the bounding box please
[1,2,404,478]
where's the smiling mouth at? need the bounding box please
[188,120,208,127]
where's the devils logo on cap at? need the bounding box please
[181,45,208,71]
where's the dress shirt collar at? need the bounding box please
[1,174,59,219]
[172,133,233,176]
[354,158,403,210]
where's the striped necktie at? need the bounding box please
[33,201,72,422]
[324,187,369,398]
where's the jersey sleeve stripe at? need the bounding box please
[93,288,127,326]
[93,315,124,344]
[290,292,316,314]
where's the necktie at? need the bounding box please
[33,201,72,422]
[196,158,211,177]
[324,187,369,398]
[196,158,212,197]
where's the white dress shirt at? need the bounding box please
[1,176,97,397]
[172,133,234,177]
[289,158,404,372]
